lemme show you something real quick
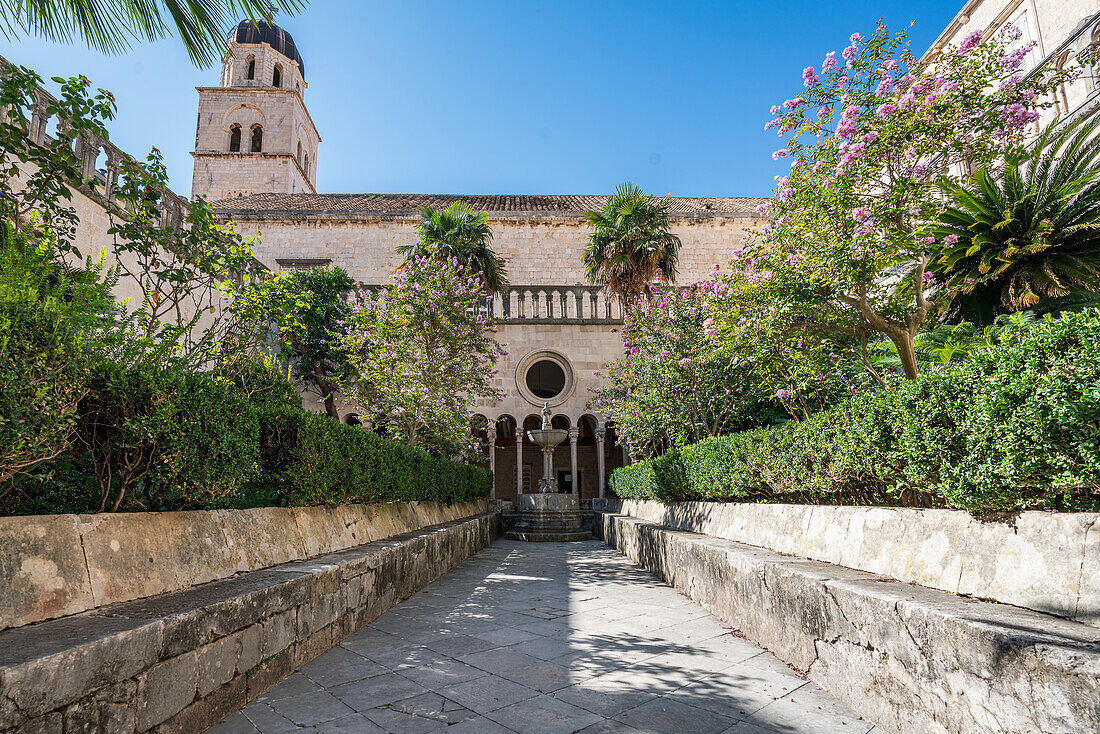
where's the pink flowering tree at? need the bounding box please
[340,256,505,459]
[591,279,780,457]
[755,21,1070,379]
[709,259,868,417]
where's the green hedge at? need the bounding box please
[610,310,1100,512]
[2,360,491,514]
[239,405,492,508]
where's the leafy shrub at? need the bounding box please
[220,352,301,413]
[245,405,492,508]
[74,363,260,512]
[0,225,119,489]
[610,311,1100,512]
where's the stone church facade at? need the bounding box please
[195,2,1099,504]
[194,22,767,504]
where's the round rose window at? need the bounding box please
[525,359,567,399]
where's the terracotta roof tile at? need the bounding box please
[210,193,768,217]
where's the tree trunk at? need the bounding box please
[313,360,341,420]
[888,329,920,380]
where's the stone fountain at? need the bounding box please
[506,403,591,542]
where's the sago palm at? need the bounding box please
[932,116,1100,325]
[398,202,508,294]
[582,182,681,305]
[0,0,307,67]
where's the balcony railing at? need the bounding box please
[492,284,624,324]
[357,283,625,325]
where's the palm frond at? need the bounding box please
[931,116,1100,324]
[0,0,308,67]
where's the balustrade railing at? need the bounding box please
[492,284,624,324]
[2,54,190,227]
[356,283,625,324]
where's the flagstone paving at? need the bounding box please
[208,540,877,734]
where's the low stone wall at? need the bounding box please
[595,511,1100,734]
[602,499,1100,627]
[0,512,501,733]
[0,500,487,631]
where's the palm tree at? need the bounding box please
[397,202,508,294]
[932,116,1100,325]
[0,1,307,67]
[582,182,681,305]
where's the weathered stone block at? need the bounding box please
[236,624,263,675]
[196,635,238,697]
[135,651,198,731]
[261,610,296,658]
[11,712,62,734]
[612,500,1100,627]
[0,515,93,630]
[0,616,164,728]
[77,512,236,610]
[151,675,246,734]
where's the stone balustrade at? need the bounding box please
[2,54,191,228]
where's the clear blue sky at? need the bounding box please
[2,0,962,198]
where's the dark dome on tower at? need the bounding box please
[232,19,305,77]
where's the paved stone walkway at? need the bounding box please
[209,540,876,734]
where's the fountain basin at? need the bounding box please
[527,428,568,448]
[507,492,591,542]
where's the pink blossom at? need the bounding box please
[802,66,818,87]
[876,103,897,116]
[821,51,838,73]
[945,234,959,245]
[772,148,790,160]
[959,29,983,53]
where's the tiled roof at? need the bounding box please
[210,193,767,217]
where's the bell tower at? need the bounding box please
[191,20,320,201]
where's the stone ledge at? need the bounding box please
[0,513,501,733]
[595,511,1100,734]
[0,500,488,631]
[605,500,1100,627]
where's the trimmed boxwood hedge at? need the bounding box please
[240,405,492,508]
[610,310,1100,512]
[2,361,491,514]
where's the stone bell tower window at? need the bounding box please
[272,64,282,88]
[250,124,263,153]
[229,124,241,152]
[246,56,255,80]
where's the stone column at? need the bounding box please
[516,431,524,496]
[596,422,607,499]
[568,427,579,496]
[487,425,497,500]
